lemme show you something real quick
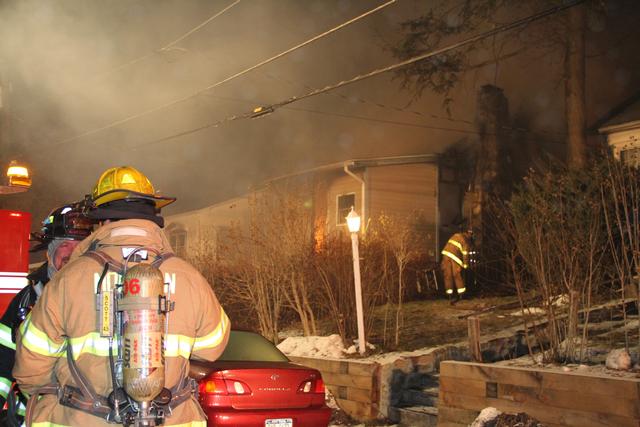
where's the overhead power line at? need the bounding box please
[128,93,481,151]
[49,0,398,148]
[266,0,585,111]
[96,0,242,80]
[16,0,241,115]
[134,0,581,147]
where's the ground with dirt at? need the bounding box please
[306,295,526,353]
[367,296,523,351]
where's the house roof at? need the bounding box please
[597,92,640,134]
[262,154,440,186]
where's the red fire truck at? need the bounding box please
[0,210,31,314]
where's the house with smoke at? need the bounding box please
[598,96,640,165]
[164,154,465,262]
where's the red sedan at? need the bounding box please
[190,330,332,427]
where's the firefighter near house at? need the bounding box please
[440,230,475,303]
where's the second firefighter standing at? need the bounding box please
[0,202,93,425]
[440,230,474,304]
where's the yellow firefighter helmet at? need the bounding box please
[92,166,176,209]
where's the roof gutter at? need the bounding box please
[343,162,366,233]
[598,119,640,135]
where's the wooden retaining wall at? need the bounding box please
[289,356,381,421]
[438,361,640,427]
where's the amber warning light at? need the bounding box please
[1,161,32,194]
[7,162,31,188]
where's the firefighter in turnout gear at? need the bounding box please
[0,202,93,426]
[14,166,230,427]
[440,230,473,304]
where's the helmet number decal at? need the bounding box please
[124,278,141,295]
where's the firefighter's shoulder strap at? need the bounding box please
[82,248,175,274]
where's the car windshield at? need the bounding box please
[217,330,289,362]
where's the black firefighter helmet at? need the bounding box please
[30,200,95,252]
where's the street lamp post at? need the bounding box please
[346,207,366,355]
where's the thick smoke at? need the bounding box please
[0,0,638,224]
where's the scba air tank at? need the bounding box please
[121,263,166,402]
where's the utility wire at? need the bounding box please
[261,70,476,126]
[16,0,241,114]
[95,0,242,80]
[266,0,584,111]
[49,0,398,148]
[134,0,580,148]
[130,93,481,151]
[262,47,565,138]
[162,1,241,51]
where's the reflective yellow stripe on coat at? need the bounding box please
[20,314,65,357]
[0,377,11,399]
[193,310,229,351]
[32,422,71,427]
[22,310,230,360]
[165,309,229,358]
[0,322,15,351]
[448,239,468,255]
[441,250,466,268]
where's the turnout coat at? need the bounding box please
[14,219,230,427]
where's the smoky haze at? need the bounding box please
[0,0,638,226]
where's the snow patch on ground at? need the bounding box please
[470,407,501,427]
[509,307,546,316]
[325,389,340,410]
[277,335,377,358]
[606,348,632,370]
[498,349,640,378]
[278,334,347,358]
[509,294,569,317]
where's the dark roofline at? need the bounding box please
[593,89,640,134]
[261,154,440,186]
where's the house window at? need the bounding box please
[621,147,640,167]
[168,228,187,258]
[336,193,356,225]
[216,226,232,261]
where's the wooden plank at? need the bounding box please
[440,362,640,399]
[440,376,640,419]
[468,316,482,362]
[322,372,374,390]
[347,361,379,377]
[336,398,377,420]
[346,387,375,404]
[497,383,640,420]
[439,377,487,398]
[325,384,375,404]
[440,391,640,427]
[437,422,468,427]
[437,406,479,425]
[288,356,379,377]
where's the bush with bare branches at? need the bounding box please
[495,164,606,362]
